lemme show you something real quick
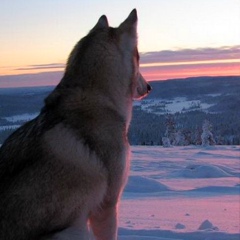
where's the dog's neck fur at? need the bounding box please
[45,82,132,138]
[66,86,132,131]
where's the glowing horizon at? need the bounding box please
[0,44,239,88]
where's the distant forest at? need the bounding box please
[128,107,240,145]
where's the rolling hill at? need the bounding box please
[0,76,239,145]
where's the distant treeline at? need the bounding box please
[128,107,240,145]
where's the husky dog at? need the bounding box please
[0,9,151,240]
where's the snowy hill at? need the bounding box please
[130,76,240,145]
[135,76,240,115]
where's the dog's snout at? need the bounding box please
[147,84,152,93]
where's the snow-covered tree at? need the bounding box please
[201,120,216,146]
[162,137,172,147]
[164,114,176,145]
[173,130,185,146]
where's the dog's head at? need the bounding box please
[64,9,151,101]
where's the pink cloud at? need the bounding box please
[139,45,240,81]
[140,45,240,64]
[15,63,65,71]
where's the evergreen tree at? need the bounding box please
[193,126,202,145]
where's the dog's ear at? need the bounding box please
[118,9,137,36]
[91,15,109,31]
[118,9,138,50]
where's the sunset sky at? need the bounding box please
[0,0,239,88]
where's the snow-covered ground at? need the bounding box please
[119,145,240,240]
[0,142,239,239]
[134,98,214,115]
[0,125,21,131]
[0,113,38,130]
[3,113,38,123]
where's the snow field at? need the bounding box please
[0,144,239,239]
[118,145,240,239]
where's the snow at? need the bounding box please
[3,113,38,122]
[0,113,38,131]
[0,125,21,131]
[124,176,171,193]
[134,98,214,115]
[175,223,186,230]
[198,219,219,231]
[172,164,232,178]
[118,145,240,240]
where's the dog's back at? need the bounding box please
[0,9,150,240]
